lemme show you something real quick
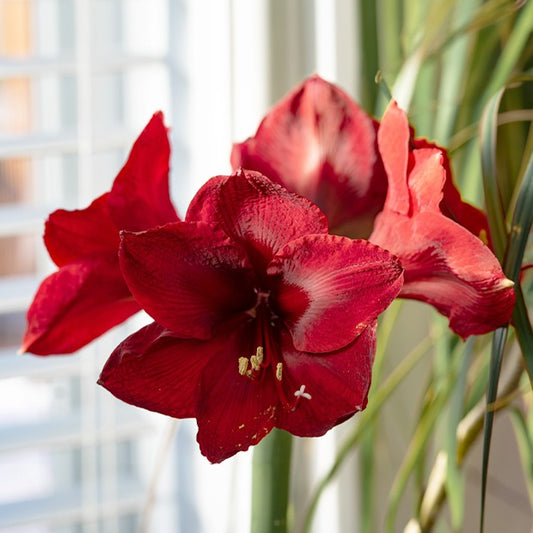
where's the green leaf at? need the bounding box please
[504,146,533,384]
[480,0,533,105]
[433,0,482,144]
[479,326,508,533]
[508,406,533,508]
[385,337,464,533]
[480,86,508,261]
[358,0,380,114]
[445,339,472,529]
[512,286,533,387]
[359,301,403,533]
[504,148,533,282]
[385,379,450,533]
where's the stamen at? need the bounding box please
[294,385,312,400]
[238,357,249,376]
[250,346,264,371]
[276,362,283,381]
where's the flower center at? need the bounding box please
[237,288,312,411]
[236,344,311,411]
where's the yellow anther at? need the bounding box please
[238,357,249,376]
[276,362,283,381]
[250,346,264,371]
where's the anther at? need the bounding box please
[238,357,249,376]
[276,362,283,381]
[294,385,312,400]
[250,346,264,371]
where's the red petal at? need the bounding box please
[371,210,515,338]
[195,319,279,463]
[378,100,411,215]
[98,322,209,419]
[186,169,328,269]
[407,149,445,213]
[268,234,403,352]
[231,75,387,234]
[44,194,119,267]
[276,324,375,436]
[413,137,490,242]
[21,254,139,355]
[119,221,256,340]
[107,112,179,231]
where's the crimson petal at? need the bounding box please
[98,322,209,419]
[268,234,403,352]
[119,221,256,340]
[21,254,139,355]
[413,137,490,242]
[276,323,375,436]
[186,169,328,269]
[195,319,279,463]
[372,210,515,338]
[378,100,411,215]
[231,75,387,235]
[44,194,119,267]
[107,111,179,231]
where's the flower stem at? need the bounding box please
[251,428,293,533]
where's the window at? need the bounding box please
[0,1,353,532]
[0,1,187,531]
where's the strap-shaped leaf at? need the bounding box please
[508,406,533,507]
[445,339,472,529]
[504,148,533,385]
[480,87,508,260]
[480,326,508,533]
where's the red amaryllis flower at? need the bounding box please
[232,76,491,244]
[21,112,178,355]
[231,75,388,237]
[369,101,515,338]
[98,169,404,462]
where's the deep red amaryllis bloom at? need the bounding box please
[369,101,515,338]
[98,170,404,462]
[231,75,388,237]
[21,112,178,355]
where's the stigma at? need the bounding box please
[294,385,312,400]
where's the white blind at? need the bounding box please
[0,1,187,531]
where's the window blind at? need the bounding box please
[0,1,188,531]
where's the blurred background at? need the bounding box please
[0,1,531,532]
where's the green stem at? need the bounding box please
[251,428,293,533]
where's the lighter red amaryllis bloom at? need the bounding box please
[369,101,515,338]
[231,75,388,238]
[98,170,404,463]
[231,75,490,243]
[21,112,178,355]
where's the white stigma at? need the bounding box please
[294,385,312,400]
